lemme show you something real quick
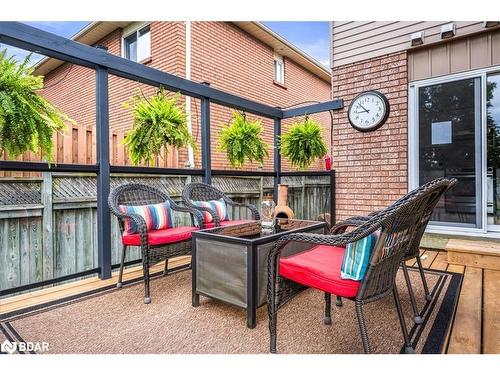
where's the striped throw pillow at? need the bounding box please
[340,230,380,281]
[119,201,173,235]
[191,198,229,223]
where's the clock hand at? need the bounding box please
[358,103,370,113]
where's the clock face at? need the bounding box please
[348,91,390,132]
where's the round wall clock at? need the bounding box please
[347,90,390,132]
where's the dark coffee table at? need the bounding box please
[191,219,326,328]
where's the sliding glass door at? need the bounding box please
[487,73,500,230]
[416,77,482,228]
[411,68,500,233]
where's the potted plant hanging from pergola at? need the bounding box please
[280,116,327,170]
[123,88,194,165]
[217,111,269,168]
[0,50,70,162]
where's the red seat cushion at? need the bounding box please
[279,245,361,298]
[203,219,254,229]
[122,226,197,246]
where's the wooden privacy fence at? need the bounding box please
[0,174,330,293]
[0,124,181,178]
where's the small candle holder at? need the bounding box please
[260,195,276,233]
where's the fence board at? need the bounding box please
[19,218,30,285]
[30,218,43,282]
[55,209,77,277]
[6,219,20,288]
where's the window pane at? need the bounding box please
[137,26,151,62]
[124,33,137,61]
[487,73,500,226]
[274,60,283,83]
[418,78,481,227]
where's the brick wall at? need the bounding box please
[34,22,331,171]
[331,51,408,220]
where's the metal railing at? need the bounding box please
[0,21,343,294]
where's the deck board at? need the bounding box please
[429,251,448,271]
[419,250,439,269]
[447,266,483,354]
[483,269,500,354]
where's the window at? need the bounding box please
[274,54,284,84]
[123,24,151,62]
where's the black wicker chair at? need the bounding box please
[330,177,457,324]
[108,183,204,304]
[182,182,260,228]
[267,178,452,354]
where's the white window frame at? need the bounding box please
[274,54,285,84]
[408,64,500,237]
[121,22,151,63]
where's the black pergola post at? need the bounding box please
[96,66,112,280]
[201,96,211,184]
[273,117,281,201]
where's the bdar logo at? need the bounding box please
[1,339,17,354]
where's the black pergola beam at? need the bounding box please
[110,166,204,176]
[211,170,276,177]
[0,160,99,173]
[282,99,344,118]
[0,22,282,119]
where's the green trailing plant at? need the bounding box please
[217,111,269,168]
[0,49,70,162]
[123,89,194,165]
[280,116,327,170]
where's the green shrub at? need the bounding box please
[217,111,269,168]
[280,116,327,170]
[0,50,70,162]
[123,89,194,165]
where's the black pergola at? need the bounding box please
[0,22,343,289]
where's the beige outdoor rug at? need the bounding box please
[0,267,462,354]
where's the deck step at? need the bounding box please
[447,266,483,354]
[446,239,500,271]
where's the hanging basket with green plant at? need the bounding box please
[123,89,194,166]
[0,50,70,162]
[217,111,269,168]
[280,116,327,170]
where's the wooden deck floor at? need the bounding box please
[1,251,499,354]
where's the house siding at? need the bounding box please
[408,28,500,81]
[331,21,497,68]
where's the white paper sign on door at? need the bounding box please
[431,121,452,145]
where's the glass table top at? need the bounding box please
[194,219,326,243]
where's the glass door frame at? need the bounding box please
[408,65,500,235]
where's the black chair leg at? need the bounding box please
[402,263,423,324]
[393,287,415,354]
[268,269,278,354]
[117,244,126,288]
[355,300,371,354]
[163,258,169,276]
[415,256,432,301]
[142,256,151,304]
[335,296,343,307]
[324,292,332,325]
